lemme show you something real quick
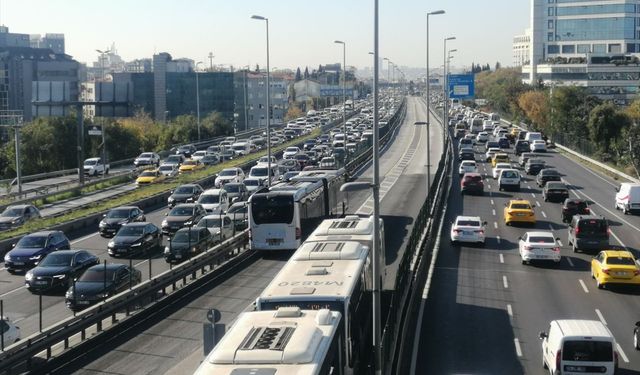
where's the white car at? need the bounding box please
[458,160,478,176]
[214,168,245,187]
[133,152,161,167]
[256,156,277,166]
[191,150,207,161]
[450,216,486,245]
[485,147,501,162]
[492,162,512,179]
[196,214,235,243]
[243,177,265,194]
[197,189,229,214]
[283,147,300,159]
[530,139,547,152]
[158,163,179,178]
[518,231,561,264]
[0,317,20,346]
[475,132,489,143]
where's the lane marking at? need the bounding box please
[514,338,523,357]
[71,232,100,245]
[617,343,629,363]
[502,275,509,289]
[0,286,25,299]
[541,211,547,218]
[531,193,536,198]
[536,201,541,207]
[566,257,574,267]
[579,279,589,293]
[496,235,501,245]
[490,199,494,205]
[507,304,513,318]
[487,184,491,190]
[499,253,504,263]
[558,240,563,247]
[492,209,496,216]
[595,309,608,326]
[493,222,498,229]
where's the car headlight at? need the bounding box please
[168,197,175,203]
[11,218,22,224]
[97,292,109,299]
[164,246,170,254]
[108,241,115,248]
[161,220,168,227]
[29,254,43,261]
[25,272,33,281]
[191,247,197,253]
[4,254,10,262]
[184,220,193,226]
[131,242,142,247]
[52,274,67,280]
[99,221,107,228]
[65,290,73,298]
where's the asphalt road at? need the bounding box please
[54,96,446,374]
[416,132,640,374]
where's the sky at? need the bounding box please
[1,0,530,73]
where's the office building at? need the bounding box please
[239,71,288,129]
[523,0,640,104]
[30,33,65,54]
[513,29,531,67]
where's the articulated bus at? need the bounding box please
[255,239,372,375]
[194,307,344,375]
[248,169,346,251]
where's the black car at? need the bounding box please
[484,141,499,153]
[161,203,207,236]
[176,144,197,158]
[294,154,311,169]
[167,184,204,208]
[536,169,562,187]
[5,231,71,273]
[524,159,546,175]
[303,140,317,151]
[107,222,161,257]
[201,154,220,166]
[99,206,145,237]
[458,149,475,162]
[514,140,530,156]
[497,137,510,149]
[0,204,41,231]
[164,227,212,263]
[222,183,249,203]
[65,264,142,311]
[543,182,569,202]
[562,198,590,223]
[25,250,99,293]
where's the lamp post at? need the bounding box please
[251,14,272,188]
[195,61,203,141]
[443,36,456,131]
[334,40,347,165]
[95,49,111,171]
[242,65,250,132]
[426,10,444,139]
[372,0,381,372]
[383,57,391,85]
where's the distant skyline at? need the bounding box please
[1,0,529,72]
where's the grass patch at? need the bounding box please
[555,148,634,183]
[0,130,321,242]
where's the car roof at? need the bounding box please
[553,319,613,339]
[29,231,58,236]
[202,189,223,194]
[111,206,139,210]
[601,250,634,258]
[121,222,148,227]
[524,231,554,237]
[8,204,32,209]
[88,263,127,271]
[455,215,481,221]
[50,249,90,256]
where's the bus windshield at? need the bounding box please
[251,195,294,224]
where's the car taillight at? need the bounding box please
[634,270,640,276]
[475,230,484,234]
[602,268,611,275]
[584,207,590,213]
[248,229,252,240]
[574,227,580,235]
[295,227,301,240]
[524,245,532,251]
[553,247,560,252]
[556,350,561,370]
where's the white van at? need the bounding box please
[540,319,618,375]
[525,132,543,142]
[498,169,521,191]
[231,141,251,156]
[615,182,640,214]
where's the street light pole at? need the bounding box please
[95,48,111,171]
[372,0,382,373]
[426,10,444,162]
[334,40,347,165]
[195,61,203,142]
[443,37,456,133]
[243,65,249,132]
[252,15,272,187]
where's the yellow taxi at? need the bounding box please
[591,250,640,289]
[491,153,509,167]
[178,159,204,174]
[135,169,165,185]
[510,128,519,137]
[504,199,536,226]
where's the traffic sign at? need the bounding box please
[448,74,475,99]
[87,125,102,136]
[207,309,221,324]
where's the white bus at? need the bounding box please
[194,307,344,375]
[256,240,371,375]
[248,169,346,251]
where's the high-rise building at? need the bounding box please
[30,33,65,54]
[513,29,531,67]
[523,0,640,104]
[239,72,288,129]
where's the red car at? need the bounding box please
[461,173,484,195]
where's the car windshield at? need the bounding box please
[197,218,222,229]
[78,268,117,283]
[511,203,531,210]
[166,156,181,162]
[84,160,97,166]
[40,253,74,267]
[220,170,237,177]
[223,184,240,193]
[547,183,566,190]
[606,256,635,265]
[16,235,47,248]
[199,194,220,204]
[139,171,156,177]
[543,170,559,176]
[139,153,153,158]
[227,205,246,214]
[502,171,518,178]
[1,208,22,217]
[175,186,194,194]
[172,230,201,243]
[159,166,173,172]
[106,209,130,219]
[529,159,544,165]
[286,147,298,152]
[169,207,194,216]
[117,226,144,236]
[528,236,554,243]
[244,180,260,186]
[251,168,268,177]
[457,220,480,227]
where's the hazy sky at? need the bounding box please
[2,0,529,72]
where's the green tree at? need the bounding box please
[586,102,631,157]
[626,98,640,125]
[549,86,601,138]
[475,67,528,120]
[295,67,302,81]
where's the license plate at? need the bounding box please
[462,231,472,235]
[34,281,48,285]
[78,300,90,305]
[117,249,128,253]
[175,254,182,259]
[13,262,24,266]
[565,366,586,372]
[516,213,526,216]
[615,271,627,276]
[268,239,282,245]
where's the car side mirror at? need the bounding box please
[483,221,487,225]
[539,332,547,340]
[615,187,620,192]
[636,321,640,327]
[102,214,107,218]
[518,236,522,240]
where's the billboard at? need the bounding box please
[448,74,475,99]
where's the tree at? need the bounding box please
[295,67,302,81]
[475,67,528,120]
[285,104,304,122]
[303,67,309,79]
[495,61,501,70]
[586,102,631,156]
[626,98,640,125]
[622,124,640,178]
[517,90,549,131]
[549,86,601,138]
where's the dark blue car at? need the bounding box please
[497,137,510,149]
[4,231,70,273]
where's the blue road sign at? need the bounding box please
[448,74,475,99]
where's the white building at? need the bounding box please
[513,29,531,67]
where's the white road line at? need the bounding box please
[490,199,495,205]
[494,222,498,229]
[71,232,100,245]
[492,209,496,216]
[134,259,149,267]
[0,286,25,299]
[536,201,541,207]
[496,235,501,244]
[514,338,523,357]
[531,193,536,198]
[616,343,629,363]
[566,256,574,267]
[541,211,547,218]
[503,275,509,289]
[579,279,589,293]
[507,304,513,318]
[558,240,563,247]
[487,184,491,189]
[499,253,504,263]
[595,309,608,326]
[548,224,554,231]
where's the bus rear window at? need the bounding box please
[251,195,294,224]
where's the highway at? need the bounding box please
[416,132,640,374]
[48,96,445,374]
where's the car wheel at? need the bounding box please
[596,278,604,289]
[624,206,629,215]
[634,330,640,350]
[572,244,578,253]
[521,259,527,265]
[591,268,595,279]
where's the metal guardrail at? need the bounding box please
[0,231,250,373]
